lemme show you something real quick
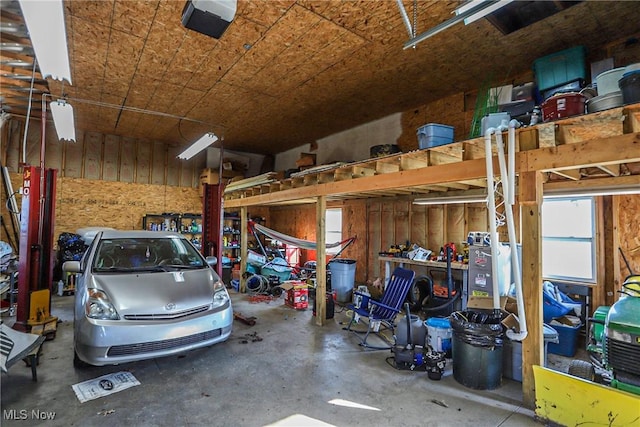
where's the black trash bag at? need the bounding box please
[450,310,503,348]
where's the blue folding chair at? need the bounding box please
[344,267,415,349]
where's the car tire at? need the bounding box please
[568,359,595,381]
[73,350,90,369]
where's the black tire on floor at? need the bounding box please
[568,359,595,381]
[407,276,432,309]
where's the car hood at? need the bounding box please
[91,269,217,316]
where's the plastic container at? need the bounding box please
[396,314,426,347]
[548,323,581,357]
[619,71,640,105]
[261,258,292,283]
[502,324,558,382]
[586,91,623,113]
[595,67,625,96]
[417,123,454,149]
[328,259,356,303]
[480,112,510,135]
[425,317,452,354]
[541,93,586,122]
[533,46,587,91]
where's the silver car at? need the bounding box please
[63,230,233,367]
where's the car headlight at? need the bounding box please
[86,288,120,320]
[212,280,229,307]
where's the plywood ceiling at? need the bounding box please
[1,0,639,156]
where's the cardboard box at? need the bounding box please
[280,281,308,310]
[467,295,511,310]
[200,168,219,185]
[199,168,220,195]
[502,313,520,332]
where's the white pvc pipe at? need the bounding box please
[508,119,519,205]
[484,127,502,314]
[496,124,528,341]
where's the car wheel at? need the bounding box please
[568,359,595,382]
[73,350,90,369]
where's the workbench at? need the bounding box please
[378,256,469,310]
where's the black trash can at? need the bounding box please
[450,310,504,390]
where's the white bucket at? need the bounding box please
[425,317,452,354]
[596,67,625,96]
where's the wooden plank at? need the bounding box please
[315,195,327,326]
[120,137,135,183]
[528,133,640,172]
[595,163,620,177]
[166,145,180,186]
[151,141,166,185]
[519,170,544,409]
[136,141,151,184]
[63,131,83,178]
[369,202,382,278]
[550,168,581,181]
[103,135,120,181]
[83,132,102,180]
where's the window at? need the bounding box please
[541,197,596,282]
[325,208,342,254]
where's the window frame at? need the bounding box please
[325,208,343,255]
[541,196,597,284]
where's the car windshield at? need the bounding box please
[92,237,206,272]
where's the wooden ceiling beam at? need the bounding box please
[225,132,640,208]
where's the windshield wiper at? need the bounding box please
[93,266,134,273]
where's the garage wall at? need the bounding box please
[266,199,490,285]
[2,118,204,187]
[1,172,203,250]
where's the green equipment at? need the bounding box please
[569,263,640,395]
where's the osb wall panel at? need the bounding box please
[136,142,152,184]
[447,204,466,246]
[342,200,368,283]
[120,137,136,183]
[54,177,202,239]
[410,204,428,248]
[3,118,203,188]
[103,135,120,181]
[64,132,84,178]
[84,132,103,179]
[616,194,640,278]
[152,141,166,185]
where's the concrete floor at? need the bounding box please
[1,291,564,427]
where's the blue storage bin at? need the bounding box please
[417,123,454,149]
[548,323,581,357]
[533,46,586,91]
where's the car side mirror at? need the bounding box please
[206,256,217,267]
[63,260,82,274]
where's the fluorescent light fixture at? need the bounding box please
[413,194,488,205]
[455,0,513,25]
[404,0,508,49]
[50,99,76,142]
[178,133,218,160]
[19,0,72,83]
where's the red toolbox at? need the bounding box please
[541,93,586,122]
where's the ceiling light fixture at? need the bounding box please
[178,133,218,160]
[404,0,510,49]
[413,193,488,205]
[455,0,514,25]
[50,99,76,142]
[19,0,72,83]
